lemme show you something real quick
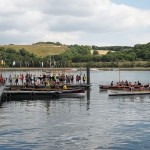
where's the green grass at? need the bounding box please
[1,44,68,57]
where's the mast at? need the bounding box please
[49,50,51,75]
[119,62,120,82]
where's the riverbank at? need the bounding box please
[0,67,150,71]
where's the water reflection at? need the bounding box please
[0,102,3,108]
[86,88,90,110]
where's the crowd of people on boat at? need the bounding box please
[110,80,150,91]
[110,80,142,87]
[0,73,87,88]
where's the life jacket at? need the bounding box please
[83,75,86,81]
[63,85,67,90]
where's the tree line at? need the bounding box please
[0,42,150,68]
[92,45,132,51]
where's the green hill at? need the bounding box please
[0,44,68,57]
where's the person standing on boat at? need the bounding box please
[13,74,17,85]
[0,74,4,85]
[15,75,19,85]
[20,74,24,85]
[82,74,86,84]
[39,75,42,84]
[66,75,70,84]
[9,75,12,85]
[33,75,36,84]
[43,74,46,82]
[71,75,74,84]
[76,75,79,83]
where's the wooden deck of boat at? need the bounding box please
[6,83,90,91]
[9,83,90,88]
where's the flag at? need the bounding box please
[13,61,16,66]
[41,62,44,67]
[1,60,3,65]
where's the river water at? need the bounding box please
[0,70,150,150]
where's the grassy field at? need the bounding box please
[91,50,113,55]
[1,44,68,57]
[1,44,113,57]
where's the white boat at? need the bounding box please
[90,68,99,71]
[108,89,150,96]
[71,68,78,72]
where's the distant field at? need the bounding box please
[0,44,68,57]
[91,50,111,55]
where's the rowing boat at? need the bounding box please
[1,87,86,100]
[99,84,149,91]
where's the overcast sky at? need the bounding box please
[0,0,150,46]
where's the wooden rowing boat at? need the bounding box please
[99,84,149,91]
[1,87,86,101]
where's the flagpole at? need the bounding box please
[119,62,120,82]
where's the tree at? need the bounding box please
[93,50,99,55]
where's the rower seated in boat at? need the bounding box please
[129,86,134,91]
[134,82,137,86]
[137,81,141,85]
[111,81,113,86]
[140,85,145,90]
[124,80,129,86]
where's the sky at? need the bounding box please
[0,0,150,46]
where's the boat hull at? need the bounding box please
[108,90,150,96]
[100,84,149,91]
[1,88,86,101]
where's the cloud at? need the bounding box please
[0,0,150,46]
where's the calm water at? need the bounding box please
[0,71,150,150]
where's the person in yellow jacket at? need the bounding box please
[63,84,67,90]
[82,74,86,83]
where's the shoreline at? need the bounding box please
[0,67,150,71]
